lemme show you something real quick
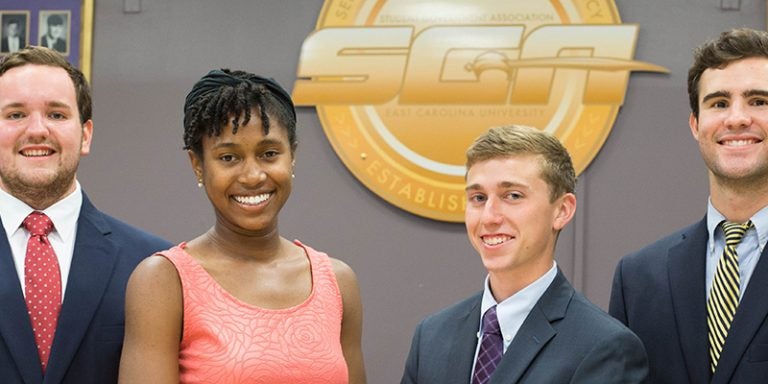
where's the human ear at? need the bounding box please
[188,150,203,185]
[689,112,700,141]
[553,193,576,231]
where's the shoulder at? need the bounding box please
[128,253,182,296]
[329,257,357,288]
[328,256,360,303]
[124,254,184,343]
[80,196,172,250]
[295,240,361,300]
[133,253,180,280]
[100,212,169,244]
[295,240,359,287]
[619,220,702,266]
[561,292,645,350]
[563,299,649,381]
[420,292,481,327]
[569,292,634,331]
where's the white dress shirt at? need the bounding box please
[470,262,558,381]
[7,36,19,52]
[0,182,83,300]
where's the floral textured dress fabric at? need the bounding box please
[159,241,348,384]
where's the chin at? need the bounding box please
[480,257,513,273]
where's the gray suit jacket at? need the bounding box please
[401,270,649,384]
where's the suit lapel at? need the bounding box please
[488,271,569,384]
[667,219,710,384]
[43,198,118,384]
[445,296,482,384]
[0,217,44,384]
[711,243,768,383]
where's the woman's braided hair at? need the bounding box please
[183,69,297,156]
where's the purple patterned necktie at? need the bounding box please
[472,305,503,384]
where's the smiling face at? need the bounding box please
[691,57,768,187]
[190,109,294,236]
[0,64,92,209]
[464,154,575,286]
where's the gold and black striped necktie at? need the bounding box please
[707,220,753,372]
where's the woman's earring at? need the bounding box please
[197,179,204,188]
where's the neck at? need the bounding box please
[204,223,285,261]
[710,176,768,222]
[5,187,69,211]
[487,259,553,302]
[0,175,76,211]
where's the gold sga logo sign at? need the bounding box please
[293,0,667,222]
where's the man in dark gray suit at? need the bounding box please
[610,28,768,384]
[401,125,649,384]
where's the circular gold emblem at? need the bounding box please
[294,0,667,222]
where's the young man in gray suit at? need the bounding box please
[611,28,768,384]
[401,125,649,384]
[0,46,170,383]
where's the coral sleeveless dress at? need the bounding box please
[159,240,349,384]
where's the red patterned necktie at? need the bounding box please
[23,211,61,373]
[472,305,503,384]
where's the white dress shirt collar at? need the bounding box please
[0,182,82,243]
[0,182,83,297]
[479,261,558,351]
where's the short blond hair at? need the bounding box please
[466,125,576,201]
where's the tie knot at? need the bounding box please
[23,211,53,237]
[722,220,752,246]
[722,220,752,245]
[482,305,501,335]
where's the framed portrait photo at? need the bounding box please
[0,11,29,54]
[38,10,71,56]
[0,0,93,80]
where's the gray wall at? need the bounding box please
[78,1,764,382]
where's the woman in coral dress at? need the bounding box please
[118,69,366,384]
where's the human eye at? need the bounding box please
[49,111,68,120]
[467,192,486,204]
[506,191,523,200]
[711,100,728,109]
[260,149,281,161]
[751,97,768,106]
[218,153,237,163]
[6,111,25,120]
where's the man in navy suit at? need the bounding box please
[401,125,649,384]
[610,28,768,384]
[0,46,170,383]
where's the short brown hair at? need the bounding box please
[0,45,91,123]
[688,28,768,118]
[466,125,576,201]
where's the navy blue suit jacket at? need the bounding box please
[0,193,171,383]
[401,270,649,384]
[610,218,768,384]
